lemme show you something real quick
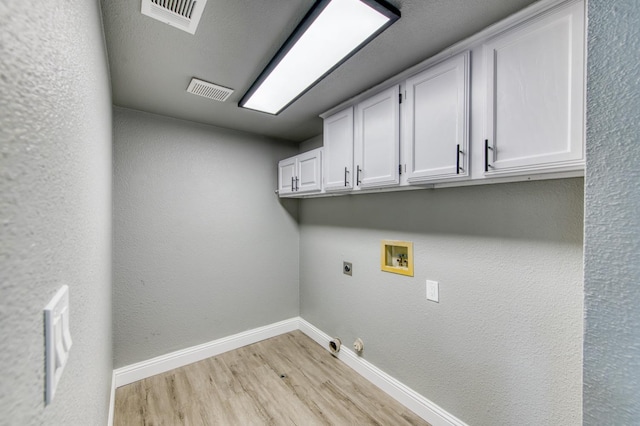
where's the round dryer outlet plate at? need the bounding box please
[343,261,352,276]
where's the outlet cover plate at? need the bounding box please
[343,261,352,276]
[426,280,439,302]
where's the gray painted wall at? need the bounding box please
[113,108,300,367]
[584,0,640,424]
[0,0,113,424]
[299,135,323,152]
[299,179,584,425]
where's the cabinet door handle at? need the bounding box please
[291,176,295,191]
[344,167,349,187]
[295,177,299,191]
[456,144,461,174]
[484,139,493,172]
[356,166,362,186]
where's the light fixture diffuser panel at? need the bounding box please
[240,0,400,115]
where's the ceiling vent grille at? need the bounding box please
[186,78,234,102]
[141,0,208,35]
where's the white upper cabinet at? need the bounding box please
[323,107,354,192]
[403,52,470,184]
[277,156,297,196]
[482,0,585,177]
[313,0,586,198]
[297,149,322,193]
[277,148,322,197]
[354,85,400,189]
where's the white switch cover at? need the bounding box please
[44,285,72,405]
[426,280,439,303]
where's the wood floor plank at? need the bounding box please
[114,331,430,426]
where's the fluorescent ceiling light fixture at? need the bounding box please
[239,0,400,115]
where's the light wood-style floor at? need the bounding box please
[114,330,430,425]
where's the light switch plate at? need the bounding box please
[44,285,72,405]
[426,280,439,303]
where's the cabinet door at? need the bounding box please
[354,85,400,189]
[404,52,470,183]
[483,0,585,176]
[278,156,297,196]
[296,149,322,194]
[323,108,354,192]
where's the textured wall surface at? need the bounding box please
[584,1,640,424]
[113,108,300,367]
[299,179,584,425]
[299,135,323,152]
[0,0,113,424]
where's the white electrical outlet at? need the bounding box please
[426,280,439,303]
[44,285,72,405]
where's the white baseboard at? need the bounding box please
[113,318,299,388]
[107,370,115,426]
[111,317,465,426]
[298,318,469,426]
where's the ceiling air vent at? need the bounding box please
[186,78,234,102]
[141,0,208,35]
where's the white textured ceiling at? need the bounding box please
[101,0,537,142]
